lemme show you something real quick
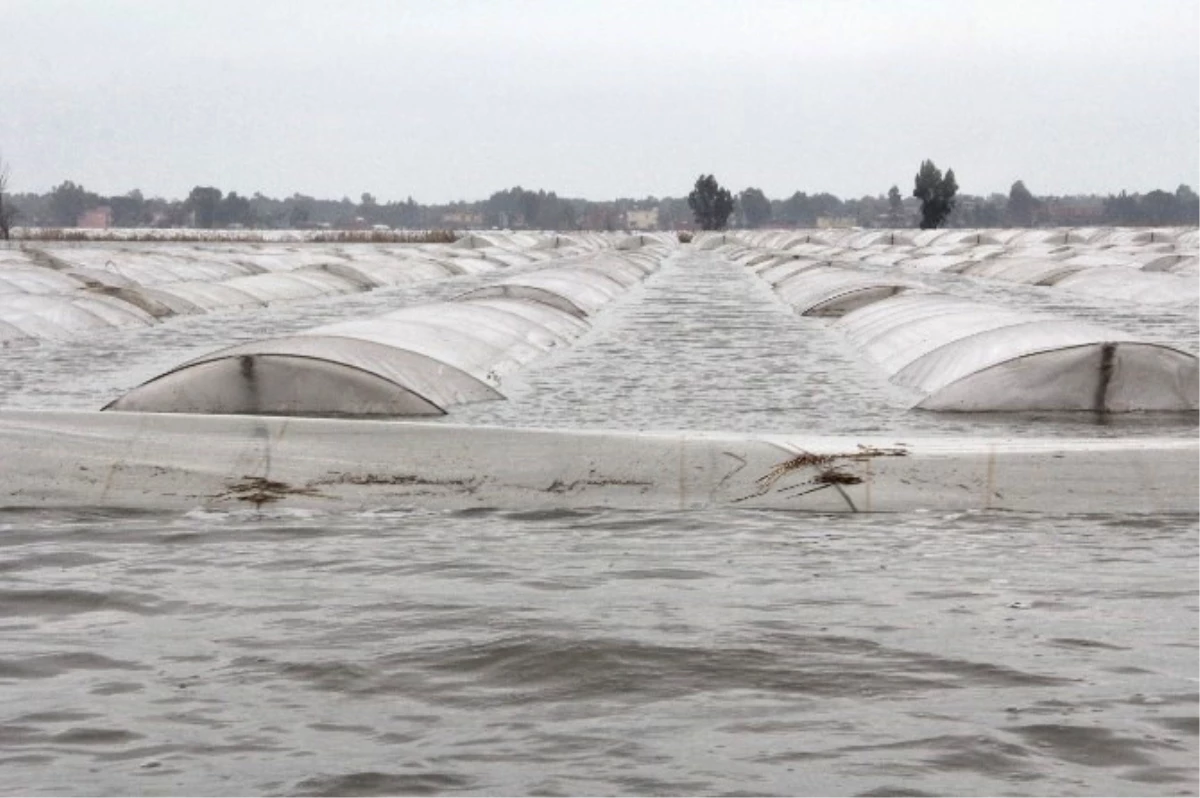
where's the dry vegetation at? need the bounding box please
[7,228,460,244]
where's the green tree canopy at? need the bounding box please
[0,154,12,239]
[1007,180,1038,227]
[912,160,958,229]
[1141,189,1178,225]
[108,189,147,227]
[739,187,771,228]
[688,174,735,231]
[186,186,222,228]
[217,191,254,227]
[49,180,100,227]
[886,185,904,226]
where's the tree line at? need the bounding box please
[688,164,1198,232]
[1,157,1196,238]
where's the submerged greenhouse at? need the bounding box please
[104,249,665,417]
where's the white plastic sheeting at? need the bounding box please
[105,297,589,416]
[0,293,157,344]
[897,254,974,274]
[960,258,1087,285]
[1059,253,1143,270]
[0,250,38,267]
[991,229,1085,246]
[3,410,1195,513]
[0,234,632,342]
[49,248,265,285]
[835,293,1198,411]
[105,250,664,417]
[1085,229,1175,247]
[1165,256,1198,276]
[714,226,1199,312]
[319,258,458,287]
[0,267,87,295]
[1050,269,1199,308]
[454,258,642,317]
[771,266,918,317]
[756,258,828,285]
[220,271,364,302]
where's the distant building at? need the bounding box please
[816,215,856,229]
[77,207,113,229]
[625,208,659,231]
[442,211,483,227]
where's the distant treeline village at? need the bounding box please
[2,168,1198,235]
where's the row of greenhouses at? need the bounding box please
[709,226,1195,250]
[711,231,1198,412]
[104,243,670,417]
[0,232,626,345]
[706,226,1198,309]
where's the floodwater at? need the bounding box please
[1,245,1197,796]
[0,508,1195,796]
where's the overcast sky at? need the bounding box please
[2,0,1197,202]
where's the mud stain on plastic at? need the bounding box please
[214,476,327,507]
[314,472,482,496]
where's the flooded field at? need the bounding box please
[2,242,1196,437]
[0,235,1196,795]
[0,506,1195,797]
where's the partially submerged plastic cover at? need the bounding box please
[5,410,1196,513]
[960,257,1086,285]
[1051,269,1199,308]
[898,254,973,274]
[0,292,157,343]
[105,355,447,417]
[102,242,667,418]
[835,293,1198,412]
[771,266,917,316]
[104,335,505,416]
[915,341,1197,412]
[106,295,589,417]
[454,266,630,317]
[0,267,87,295]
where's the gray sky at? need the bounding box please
[2,0,1197,202]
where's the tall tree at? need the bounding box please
[688,174,735,231]
[1103,191,1142,225]
[1007,180,1038,227]
[777,191,812,226]
[1140,189,1178,226]
[217,191,254,227]
[288,201,312,228]
[1175,185,1200,224]
[519,190,542,229]
[0,153,12,239]
[739,187,771,228]
[357,192,378,224]
[886,185,904,226]
[108,189,147,227]
[48,180,97,227]
[185,186,222,228]
[912,160,958,229]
